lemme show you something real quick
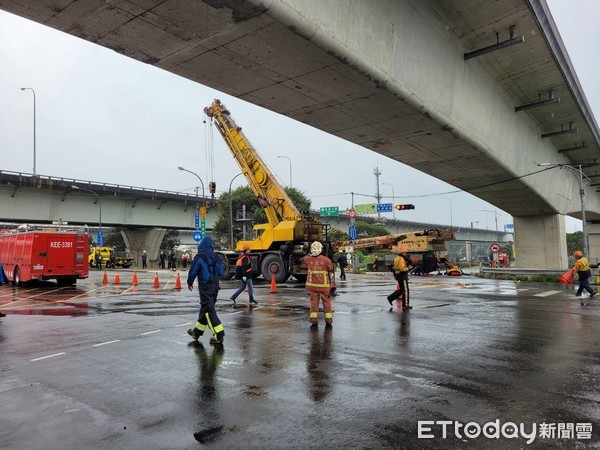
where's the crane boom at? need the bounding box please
[204,99,300,225]
[203,99,331,283]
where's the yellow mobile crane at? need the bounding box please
[204,99,332,283]
[336,229,455,273]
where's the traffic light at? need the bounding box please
[395,204,415,211]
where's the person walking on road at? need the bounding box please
[95,251,103,271]
[573,250,597,305]
[387,246,412,310]
[230,244,257,306]
[302,241,335,328]
[141,250,147,269]
[159,251,166,270]
[187,236,225,345]
[182,251,189,269]
[337,251,348,280]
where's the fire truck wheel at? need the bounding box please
[260,254,288,284]
[13,267,21,287]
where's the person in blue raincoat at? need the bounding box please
[186,236,225,345]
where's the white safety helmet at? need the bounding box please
[310,241,323,256]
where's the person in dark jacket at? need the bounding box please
[337,251,348,281]
[187,236,225,345]
[229,243,257,306]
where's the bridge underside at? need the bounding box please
[3,0,600,268]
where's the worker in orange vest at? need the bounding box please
[387,246,412,310]
[573,250,596,305]
[230,243,257,306]
[302,241,335,329]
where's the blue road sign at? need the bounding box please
[193,231,203,242]
[194,212,199,229]
[349,225,357,241]
[377,203,393,213]
[97,231,103,246]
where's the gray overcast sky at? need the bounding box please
[1,1,598,233]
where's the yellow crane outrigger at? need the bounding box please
[204,99,332,283]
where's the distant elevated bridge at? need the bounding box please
[1,171,509,264]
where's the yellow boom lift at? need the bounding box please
[204,99,332,283]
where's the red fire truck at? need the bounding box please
[0,227,89,286]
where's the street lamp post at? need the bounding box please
[277,156,292,188]
[470,221,479,228]
[538,162,589,257]
[20,87,36,175]
[441,197,453,230]
[382,182,395,219]
[229,172,244,249]
[71,185,102,231]
[178,166,205,203]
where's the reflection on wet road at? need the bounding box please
[1,270,599,448]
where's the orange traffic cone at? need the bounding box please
[175,272,182,290]
[114,272,121,284]
[132,272,139,285]
[102,271,108,284]
[153,273,160,288]
[270,274,277,293]
[558,269,574,285]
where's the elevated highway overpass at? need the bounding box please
[2,0,599,268]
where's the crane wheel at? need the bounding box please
[260,254,288,284]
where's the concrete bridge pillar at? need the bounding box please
[121,228,167,267]
[586,222,600,265]
[513,215,567,269]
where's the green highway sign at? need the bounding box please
[355,203,377,214]
[319,206,339,216]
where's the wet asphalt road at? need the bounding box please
[1,269,599,449]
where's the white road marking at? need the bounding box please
[92,340,121,347]
[140,330,161,336]
[174,322,191,327]
[31,352,66,362]
[534,290,562,297]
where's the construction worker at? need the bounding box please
[187,236,225,345]
[387,246,412,310]
[573,250,596,305]
[302,241,335,328]
[230,243,257,306]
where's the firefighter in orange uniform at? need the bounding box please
[302,241,335,329]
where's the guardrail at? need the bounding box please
[479,267,566,276]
